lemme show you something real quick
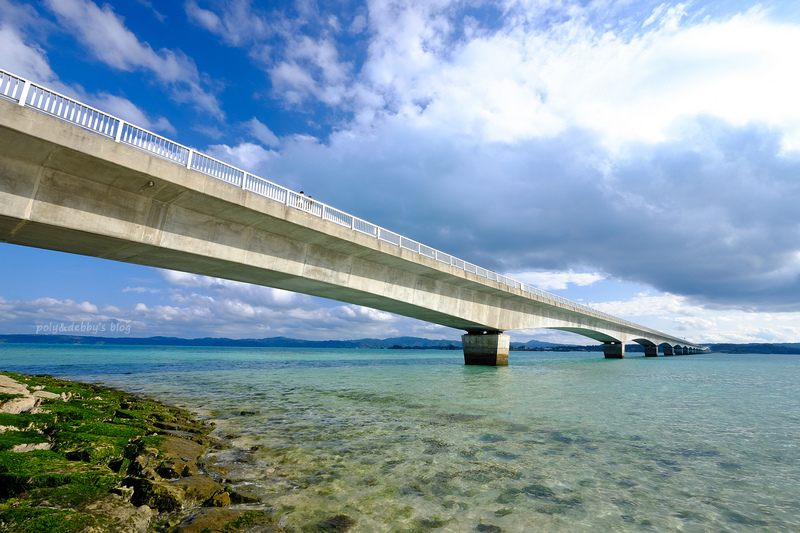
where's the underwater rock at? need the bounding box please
[317,514,356,531]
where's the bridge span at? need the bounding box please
[0,69,706,364]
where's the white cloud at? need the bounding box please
[204,142,277,174]
[269,35,352,108]
[185,0,270,46]
[246,118,280,147]
[0,25,54,83]
[90,93,175,134]
[592,293,689,317]
[185,1,222,34]
[45,0,223,117]
[506,270,606,291]
[0,2,181,134]
[123,286,161,294]
[352,4,800,151]
[590,291,800,345]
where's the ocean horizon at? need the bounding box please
[1,344,797,531]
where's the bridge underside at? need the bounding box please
[0,98,704,365]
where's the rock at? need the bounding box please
[32,390,61,400]
[205,490,231,507]
[0,375,30,396]
[82,495,153,533]
[0,373,235,531]
[1,395,39,414]
[167,508,272,533]
[131,455,159,480]
[317,514,356,532]
[229,486,262,504]
[11,442,53,452]
[170,475,224,507]
[130,475,223,511]
[154,459,200,479]
[182,462,200,477]
[154,436,206,479]
[111,485,135,502]
[128,478,183,513]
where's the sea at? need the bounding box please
[1,344,798,532]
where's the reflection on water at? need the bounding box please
[2,346,799,531]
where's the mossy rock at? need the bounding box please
[128,475,223,512]
[5,373,96,399]
[0,412,56,431]
[125,435,166,458]
[44,399,116,423]
[167,508,274,533]
[0,392,24,403]
[0,450,120,498]
[0,372,220,531]
[52,432,129,465]
[0,430,50,452]
[0,506,98,533]
[25,482,110,509]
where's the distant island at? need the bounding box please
[1,334,799,354]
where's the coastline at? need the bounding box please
[0,371,290,533]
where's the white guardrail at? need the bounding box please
[0,68,666,337]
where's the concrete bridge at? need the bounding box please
[0,69,706,364]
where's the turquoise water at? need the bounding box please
[1,345,799,531]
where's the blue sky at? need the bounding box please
[2,0,800,343]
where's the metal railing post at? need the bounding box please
[115,120,125,142]
[186,149,194,169]
[17,80,30,107]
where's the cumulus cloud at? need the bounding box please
[269,37,351,106]
[7,0,800,342]
[0,1,175,133]
[507,270,606,291]
[185,0,271,46]
[0,25,54,83]
[90,93,175,134]
[590,291,800,344]
[44,0,223,118]
[245,118,280,147]
[123,286,161,294]
[186,2,800,314]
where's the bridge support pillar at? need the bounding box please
[663,346,674,356]
[644,346,658,357]
[603,342,625,359]
[462,332,510,366]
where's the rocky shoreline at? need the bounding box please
[0,371,291,532]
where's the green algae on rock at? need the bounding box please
[0,372,278,533]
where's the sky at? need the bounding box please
[1,0,800,344]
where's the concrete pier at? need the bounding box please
[662,346,674,356]
[462,332,510,366]
[644,346,658,357]
[603,342,625,359]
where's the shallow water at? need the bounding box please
[2,345,799,531]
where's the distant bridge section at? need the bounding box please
[0,69,706,364]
